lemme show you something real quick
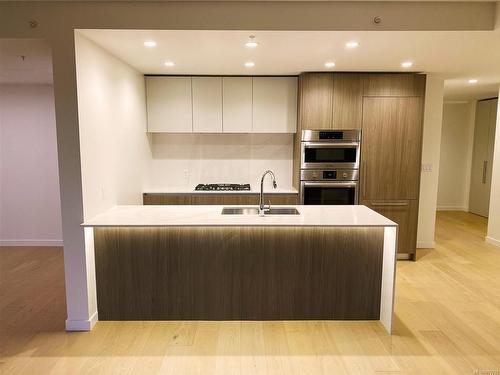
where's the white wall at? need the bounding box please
[437,102,476,211]
[147,133,294,191]
[486,85,500,248]
[75,32,150,221]
[417,75,445,249]
[0,84,62,246]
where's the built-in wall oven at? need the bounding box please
[300,130,361,205]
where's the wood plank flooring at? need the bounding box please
[1,211,500,374]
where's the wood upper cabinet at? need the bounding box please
[252,77,298,133]
[332,73,363,129]
[298,73,363,130]
[146,76,193,132]
[361,97,424,200]
[361,199,418,257]
[192,77,223,133]
[363,73,426,97]
[298,73,333,130]
[222,77,253,133]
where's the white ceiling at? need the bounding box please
[0,39,53,85]
[80,29,500,100]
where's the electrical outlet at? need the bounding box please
[421,163,433,173]
[183,169,190,184]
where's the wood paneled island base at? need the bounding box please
[94,226,384,321]
[82,205,398,333]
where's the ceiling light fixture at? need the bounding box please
[468,79,478,84]
[244,62,255,68]
[143,40,157,48]
[324,61,336,68]
[345,41,359,49]
[245,35,259,48]
[164,61,175,67]
[401,61,413,68]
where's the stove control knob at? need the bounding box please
[342,172,348,178]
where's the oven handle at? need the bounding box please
[303,142,359,149]
[302,182,358,188]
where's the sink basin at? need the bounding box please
[264,207,300,215]
[221,207,260,215]
[221,207,300,215]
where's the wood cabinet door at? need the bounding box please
[363,73,426,97]
[361,97,424,200]
[146,77,193,132]
[222,77,253,133]
[332,73,363,129]
[252,77,298,133]
[192,77,223,133]
[298,73,333,130]
[361,199,418,257]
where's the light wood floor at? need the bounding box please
[1,211,499,375]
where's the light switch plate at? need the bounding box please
[421,163,433,172]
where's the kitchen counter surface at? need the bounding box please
[82,204,397,227]
[143,187,299,195]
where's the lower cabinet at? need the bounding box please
[143,193,299,206]
[361,199,418,260]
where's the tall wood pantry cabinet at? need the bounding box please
[297,72,426,260]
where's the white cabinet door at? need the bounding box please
[192,77,223,133]
[146,77,192,132]
[252,77,298,133]
[222,77,253,133]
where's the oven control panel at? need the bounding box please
[300,169,359,181]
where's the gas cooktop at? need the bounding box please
[195,183,251,191]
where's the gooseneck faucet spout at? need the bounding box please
[259,170,278,214]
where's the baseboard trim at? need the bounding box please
[65,311,98,331]
[417,241,436,249]
[436,206,468,212]
[0,239,63,247]
[486,236,500,248]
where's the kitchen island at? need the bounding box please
[82,205,398,333]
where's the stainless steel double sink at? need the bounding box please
[221,207,300,215]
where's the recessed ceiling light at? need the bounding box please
[244,62,255,68]
[324,62,336,68]
[345,41,359,49]
[164,61,175,67]
[468,79,478,84]
[245,35,259,48]
[401,61,413,68]
[143,40,157,48]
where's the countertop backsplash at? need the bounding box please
[146,133,294,191]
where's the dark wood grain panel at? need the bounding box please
[298,73,334,130]
[363,73,426,97]
[361,199,418,259]
[143,193,298,205]
[94,226,384,320]
[361,97,424,200]
[332,73,363,129]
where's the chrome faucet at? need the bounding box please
[259,170,277,214]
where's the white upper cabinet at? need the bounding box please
[222,77,253,133]
[146,76,298,133]
[252,77,298,133]
[146,76,192,132]
[192,77,223,133]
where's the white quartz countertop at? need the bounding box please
[82,205,397,227]
[143,188,299,195]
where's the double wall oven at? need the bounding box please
[300,130,361,205]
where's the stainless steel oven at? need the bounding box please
[301,129,361,169]
[300,169,359,205]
